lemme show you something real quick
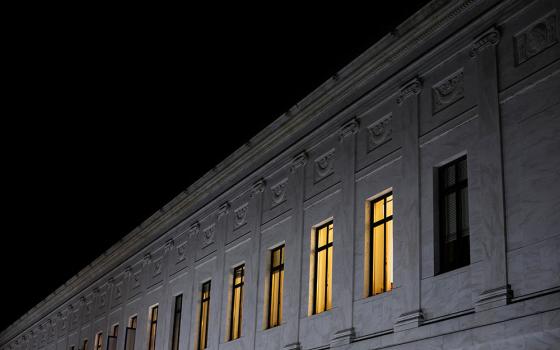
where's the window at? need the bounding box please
[368,192,394,296]
[148,306,158,350]
[107,325,118,350]
[82,339,88,350]
[198,281,211,350]
[124,316,137,350]
[268,245,284,328]
[229,265,244,341]
[437,155,470,273]
[171,294,183,350]
[94,333,102,350]
[312,222,333,315]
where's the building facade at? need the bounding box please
[2,0,559,349]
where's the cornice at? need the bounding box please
[1,0,512,345]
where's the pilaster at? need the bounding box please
[469,27,512,311]
[330,119,359,347]
[393,78,424,332]
[210,201,229,349]
[249,179,265,350]
[282,152,307,350]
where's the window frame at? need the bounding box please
[437,155,470,274]
[94,332,102,350]
[368,191,394,297]
[147,305,158,350]
[268,245,284,328]
[198,281,211,350]
[312,221,333,315]
[171,294,183,350]
[229,265,245,341]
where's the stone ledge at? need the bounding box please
[475,284,513,312]
[394,309,424,332]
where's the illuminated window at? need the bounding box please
[312,222,333,315]
[82,339,88,350]
[124,316,137,350]
[368,192,394,296]
[268,245,284,328]
[171,294,183,350]
[437,155,470,273]
[147,306,158,350]
[229,265,244,341]
[198,281,211,350]
[112,324,119,337]
[94,333,102,350]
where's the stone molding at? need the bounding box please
[470,27,500,58]
[394,309,424,332]
[290,151,308,173]
[396,78,422,105]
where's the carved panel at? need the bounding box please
[233,203,249,229]
[201,224,215,247]
[132,272,141,289]
[367,114,392,152]
[514,11,558,65]
[270,178,288,207]
[314,149,335,183]
[432,69,464,113]
[177,242,187,263]
[153,259,162,276]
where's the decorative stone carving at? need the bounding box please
[234,203,249,228]
[367,114,393,151]
[470,27,500,57]
[251,179,266,197]
[132,272,141,289]
[339,118,359,141]
[432,69,464,113]
[177,243,187,262]
[115,284,122,299]
[189,222,200,239]
[143,253,152,266]
[201,224,215,248]
[218,202,230,218]
[164,239,174,253]
[514,11,557,65]
[154,260,162,276]
[270,178,288,206]
[290,151,308,173]
[396,78,422,104]
[314,149,335,183]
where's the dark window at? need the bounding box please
[268,245,284,328]
[82,339,88,350]
[148,306,158,350]
[171,294,183,350]
[438,155,470,273]
[229,265,244,341]
[312,222,333,315]
[198,281,211,350]
[112,324,119,337]
[368,192,394,296]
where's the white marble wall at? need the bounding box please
[2,0,559,350]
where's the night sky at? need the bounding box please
[2,2,427,332]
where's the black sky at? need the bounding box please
[2,2,427,332]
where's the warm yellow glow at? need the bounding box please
[386,220,393,291]
[370,193,394,296]
[199,301,208,349]
[313,223,333,314]
[269,245,284,328]
[231,287,242,340]
[326,244,332,310]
